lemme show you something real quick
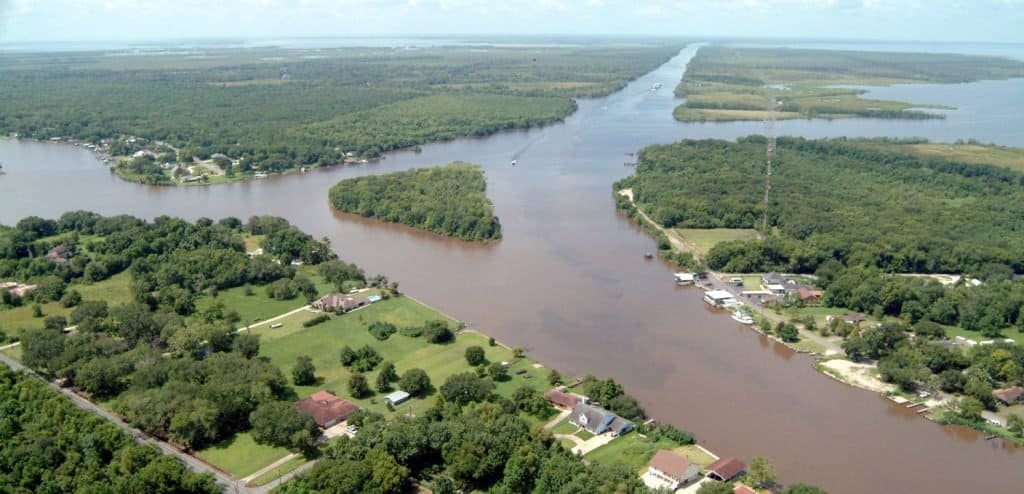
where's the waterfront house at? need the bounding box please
[706,456,746,482]
[296,390,358,429]
[704,289,737,308]
[312,293,371,312]
[733,483,758,494]
[643,450,701,490]
[384,390,411,407]
[993,386,1024,405]
[569,403,634,436]
[544,387,582,410]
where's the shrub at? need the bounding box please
[423,320,453,343]
[465,345,485,366]
[368,321,397,341]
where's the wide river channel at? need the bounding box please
[3,44,1024,493]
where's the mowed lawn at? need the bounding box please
[1,345,23,362]
[674,228,760,257]
[196,431,292,479]
[585,433,716,474]
[255,296,549,416]
[192,266,336,326]
[0,271,133,333]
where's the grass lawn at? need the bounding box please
[196,432,292,479]
[673,444,717,469]
[255,296,547,417]
[550,418,580,435]
[248,455,308,487]
[900,144,1024,173]
[575,429,595,441]
[793,306,857,327]
[944,325,1023,346]
[1,345,23,362]
[674,229,760,258]
[791,339,828,354]
[0,272,133,333]
[996,404,1024,422]
[584,432,685,474]
[192,267,339,326]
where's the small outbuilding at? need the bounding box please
[384,390,411,407]
[706,456,746,482]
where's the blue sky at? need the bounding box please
[1,0,1022,43]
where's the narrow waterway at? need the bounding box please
[3,44,1024,494]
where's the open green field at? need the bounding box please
[1,345,23,362]
[196,432,292,479]
[857,143,1024,174]
[943,325,1024,346]
[248,455,308,487]
[674,228,760,257]
[192,266,336,326]
[674,45,1024,122]
[584,433,715,474]
[0,272,133,333]
[254,296,548,417]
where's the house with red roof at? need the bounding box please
[642,450,701,490]
[295,390,359,428]
[706,456,747,482]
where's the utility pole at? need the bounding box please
[762,87,778,235]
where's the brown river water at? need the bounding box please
[3,44,1024,493]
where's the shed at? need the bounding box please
[544,388,582,409]
[706,456,746,482]
[993,386,1024,405]
[385,390,411,407]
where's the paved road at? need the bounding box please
[0,352,244,492]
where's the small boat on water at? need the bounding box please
[674,272,695,286]
[511,159,517,166]
[703,289,737,308]
[644,252,654,259]
[731,306,755,325]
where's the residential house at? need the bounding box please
[568,403,634,436]
[544,387,583,410]
[761,272,788,287]
[706,456,746,482]
[993,386,1024,406]
[46,245,72,264]
[733,483,758,494]
[643,450,701,490]
[312,293,371,312]
[796,287,823,304]
[295,390,359,429]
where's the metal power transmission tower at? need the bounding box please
[762,88,778,234]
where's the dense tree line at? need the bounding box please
[0,366,221,493]
[329,163,502,241]
[278,401,647,494]
[3,213,353,451]
[0,44,680,177]
[618,137,1024,274]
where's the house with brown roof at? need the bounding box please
[706,456,746,482]
[733,483,758,494]
[544,387,582,410]
[642,450,701,490]
[312,293,371,312]
[993,386,1024,406]
[46,245,72,264]
[796,287,823,303]
[295,390,359,428]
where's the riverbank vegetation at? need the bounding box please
[329,163,502,241]
[619,137,1024,275]
[0,42,682,185]
[0,366,220,493]
[674,46,1024,122]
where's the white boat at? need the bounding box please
[703,289,736,308]
[731,307,755,325]
[674,272,695,285]
[511,159,517,166]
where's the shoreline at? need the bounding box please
[613,187,1024,447]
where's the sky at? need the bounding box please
[0,0,1022,44]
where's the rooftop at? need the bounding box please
[295,390,358,428]
[649,450,693,479]
[707,456,746,481]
